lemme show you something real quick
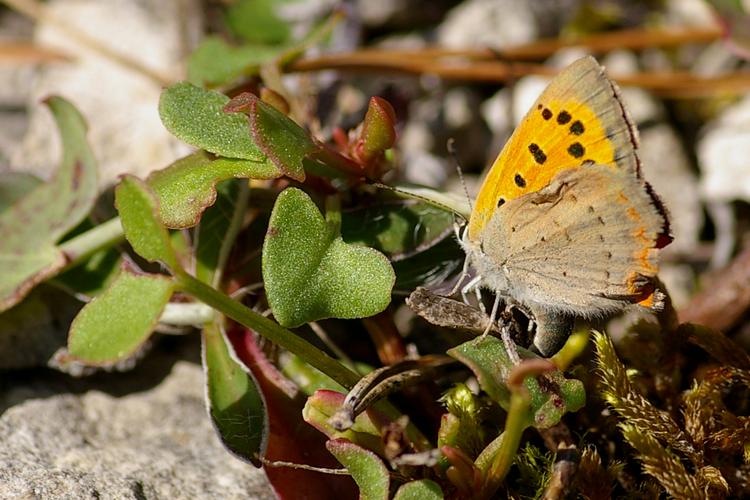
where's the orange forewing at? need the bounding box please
[467,56,639,241]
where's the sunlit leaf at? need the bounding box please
[68,268,174,364]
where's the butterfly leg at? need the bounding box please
[460,275,482,306]
[449,256,471,296]
[529,306,573,357]
[480,293,501,339]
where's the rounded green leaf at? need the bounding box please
[159,82,263,160]
[115,175,178,269]
[393,480,444,500]
[448,336,586,429]
[148,151,280,228]
[68,269,175,364]
[262,188,395,328]
[326,438,389,500]
[187,36,285,87]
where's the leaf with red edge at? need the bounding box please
[302,389,385,456]
[225,325,357,498]
[357,97,397,164]
[224,92,313,182]
[0,97,97,312]
[147,150,280,229]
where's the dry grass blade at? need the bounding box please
[594,332,700,464]
[619,423,706,500]
[0,42,70,63]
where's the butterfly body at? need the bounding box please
[462,56,671,356]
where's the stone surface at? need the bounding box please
[0,338,275,499]
[9,0,201,187]
[437,0,537,49]
[0,286,79,370]
[698,94,750,203]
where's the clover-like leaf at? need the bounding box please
[225,93,314,182]
[203,322,267,465]
[115,175,179,270]
[159,82,264,160]
[68,268,175,364]
[263,188,395,328]
[0,97,97,312]
[393,479,444,500]
[326,438,390,500]
[187,36,285,87]
[147,151,280,229]
[448,336,585,429]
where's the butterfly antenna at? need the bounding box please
[447,138,473,215]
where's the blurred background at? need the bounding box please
[1,0,749,497]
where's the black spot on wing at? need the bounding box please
[541,108,552,120]
[570,120,584,135]
[514,174,526,188]
[557,111,571,124]
[528,143,547,165]
[568,142,585,158]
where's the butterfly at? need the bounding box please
[457,56,671,357]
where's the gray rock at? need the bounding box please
[437,0,537,49]
[0,352,275,499]
[698,94,750,203]
[0,286,79,370]
[9,0,199,187]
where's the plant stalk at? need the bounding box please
[175,270,361,389]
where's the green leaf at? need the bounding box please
[159,82,264,160]
[0,97,97,312]
[341,201,454,260]
[68,268,175,364]
[448,336,585,429]
[262,188,395,327]
[115,175,178,269]
[225,0,291,45]
[0,172,41,213]
[302,390,383,454]
[393,480,444,500]
[148,151,280,229]
[187,36,285,87]
[326,438,390,500]
[357,97,397,163]
[225,93,313,182]
[392,237,464,293]
[203,322,267,465]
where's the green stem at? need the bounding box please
[478,392,530,498]
[59,217,125,268]
[213,181,250,288]
[175,270,361,389]
[324,194,342,233]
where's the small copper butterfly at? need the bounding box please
[458,56,671,356]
